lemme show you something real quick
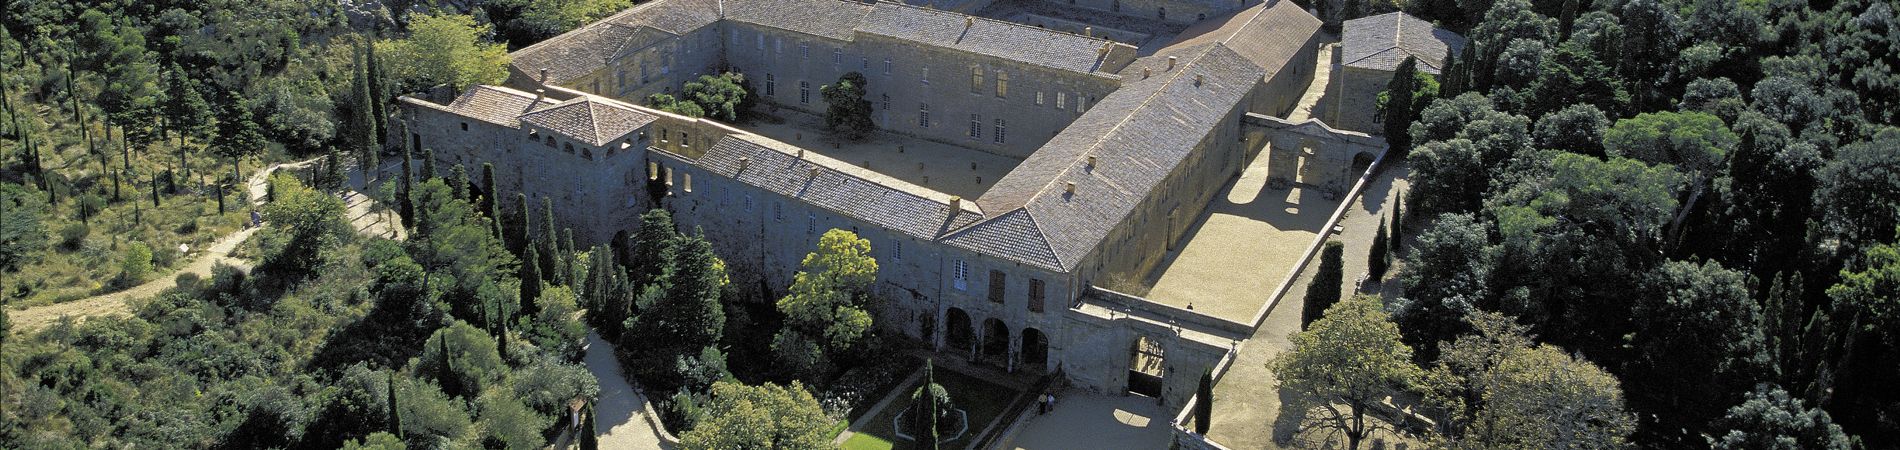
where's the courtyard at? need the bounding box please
[1134,144,1337,325]
[739,108,1023,200]
[840,361,1029,450]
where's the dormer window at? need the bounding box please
[563,142,574,153]
[544,136,556,147]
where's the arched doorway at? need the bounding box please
[1021,328,1048,372]
[981,318,1010,365]
[1127,335,1165,398]
[945,308,974,358]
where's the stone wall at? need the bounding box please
[1244,112,1385,199]
[1324,65,1390,134]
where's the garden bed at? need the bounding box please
[841,366,1026,450]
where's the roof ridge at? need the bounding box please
[1023,44,1220,202]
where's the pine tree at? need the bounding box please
[1368,219,1390,280]
[1195,370,1213,434]
[386,371,404,438]
[579,403,599,450]
[1300,241,1345,330]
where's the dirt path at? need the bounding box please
[9,158,401,334]
[581,331,670,450]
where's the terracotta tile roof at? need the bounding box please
[519,97,658,146]
[439,85,553,126]
[1341,12,1466,73]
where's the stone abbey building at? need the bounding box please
[401,0,1338,410]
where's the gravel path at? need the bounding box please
[582,331,670,450]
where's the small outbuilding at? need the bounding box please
[1328,12,1465,134]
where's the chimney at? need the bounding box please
[965,17,974,29]
[949,195,962,212]
[1167,56,1177,71]
[539,68,550,84]
[797,147,805,159]
[1195,74,1204,86]
[1084,26,1093,37]
[809,166,820,178]
[738,156,749,171]
[1087,155,1097,168]
[1142,67,1151,79]
[534,88,546,104]
[1065,182,1076,195]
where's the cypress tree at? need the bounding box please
[497,318,511,362]
[562,228,578,285]
[1390,191,1404,253]
[1383,56,1419,155]
[579,403,599,450]
[540,198,560,285]
[513,193,531,257]
[923,359,941,450]
[480,163,498,217]
[351,45,378,181]
[1558,0,1581,39]
[1194,370,1213,434]
[150,172,161,206]
[438,333,457,396]
[522,247,545,301]
[366,39,389,148]
[1300,241,1345,330]
[1440,47,1465,98]
[421,148,437,181]
[448,164,469,201]
[1368,219,1390,280]
[399,137,415,230]
[386,371,404,438]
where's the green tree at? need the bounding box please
[1425,311,1635,449]
[400,135,416,230]
[580,403,599,450]
[678,380,838,450]
[1680,77,1746,124]
[477,390,550,450]
[257,174,352,280]
[211,94,267,183]
[1712,384,1851,450]
[912,360,950,448]
[0,185,47,271]
[629,209,679,288]
[646,93,707,118]
[1630,260,1769,429]
[501,0,638,42]
[1398,213,1493,360]
[1383,57,1420,153]
[1300,241,1346,330]
[1813,128,1900,245]
[683,72,750,123]
[624,231,727,389]
[1195,369,1213,435]
[773,229,879,376]
[380,13,511,91]
[342,432,406,450]
[1603,112,1737,237]
[1368,219,1390,281]
[386,371,403,438]
[420,321,506,399]
[1270,295,1424,450]
[1526,41,1626,117]
[160,64,214,148]
[1531,103,1608,157]
[821,72,874,141]
[121,241,153,284]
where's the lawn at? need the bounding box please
[841,366,1025,450]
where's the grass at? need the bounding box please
[842,367,1025,450]
[4,109,282,308]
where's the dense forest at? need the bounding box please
[1318,0,1900,447]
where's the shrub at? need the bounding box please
[59,223,92,250]
[121,242,154,286]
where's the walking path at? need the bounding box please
[1285,42,1336,123]
[580,331,670,450]
[9,158,401,333]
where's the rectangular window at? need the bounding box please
[745,194,754,212]
[765,74,776,96]
[775,201,784,222]
[970,66,983,93]
[756,34,764,50]
[861,57,869,70]
[918,103,930,128]
[807,213,816,235]
[988,270,1006,303]
[891,240,903,261]
[921,66,929,86]
[832,50,842,67]
[953,260,969,290]
[884,58,893,76]
[799,81,811,104]
[1036,91,1044,106]
[968,114,981,140]
[996,71,1008,97]
[775,37,782,54]
[683,173,693,192]
[994,119,1006,144]
[800,44,809,60]
[1029,279,1045,312]
[1057,92,1066,109]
